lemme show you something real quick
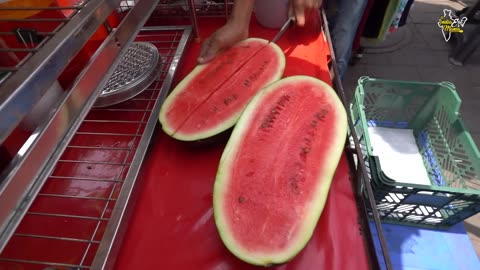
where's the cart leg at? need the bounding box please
[224,0,229,20]
[187,0,201,42]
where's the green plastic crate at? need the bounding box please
[350,76,480,228]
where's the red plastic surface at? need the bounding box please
[114,18,370,270]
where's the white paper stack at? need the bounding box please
[368,127,431,186]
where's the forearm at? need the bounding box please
[197,0,254,64]
[229,0,255,28]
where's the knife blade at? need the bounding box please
[269,16,295,44]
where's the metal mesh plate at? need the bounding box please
[94,42,160,107]
[0,27,188,269]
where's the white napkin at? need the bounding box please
[368,127,432,186]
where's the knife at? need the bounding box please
[269,16,295,44]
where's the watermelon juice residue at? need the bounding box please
[224,81,340,253]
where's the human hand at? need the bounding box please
[289,0,323,27]
[197,21,248,65]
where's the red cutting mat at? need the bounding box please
[114,18,370,270]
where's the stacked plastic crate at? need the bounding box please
[350,76,480,228]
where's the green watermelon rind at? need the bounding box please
[159,37,286,141]
[213,75,348,266]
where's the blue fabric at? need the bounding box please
[369,221,480,270]
[325,0,368,81]
[389,0,410,34]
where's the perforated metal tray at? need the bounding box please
[93,42,161,108]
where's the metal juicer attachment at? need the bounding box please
[93,42,161,108]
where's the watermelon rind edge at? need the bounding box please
[213,75,348,266]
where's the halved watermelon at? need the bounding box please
[213,75,348,266]
[159,38,285,141]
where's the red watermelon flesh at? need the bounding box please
[159,38,285,141]
[213,76,348,266]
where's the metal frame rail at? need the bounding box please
[0,0,125,143]
[148,0,233,41]
[0,24,192,270]
[321,9,393,270]
[154,0,232,18]
[91,25,192,269]
[0,0,161,254]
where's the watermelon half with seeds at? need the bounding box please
[213,75,348,266]
[159,38,286,141]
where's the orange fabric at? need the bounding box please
[0,0,55,19]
